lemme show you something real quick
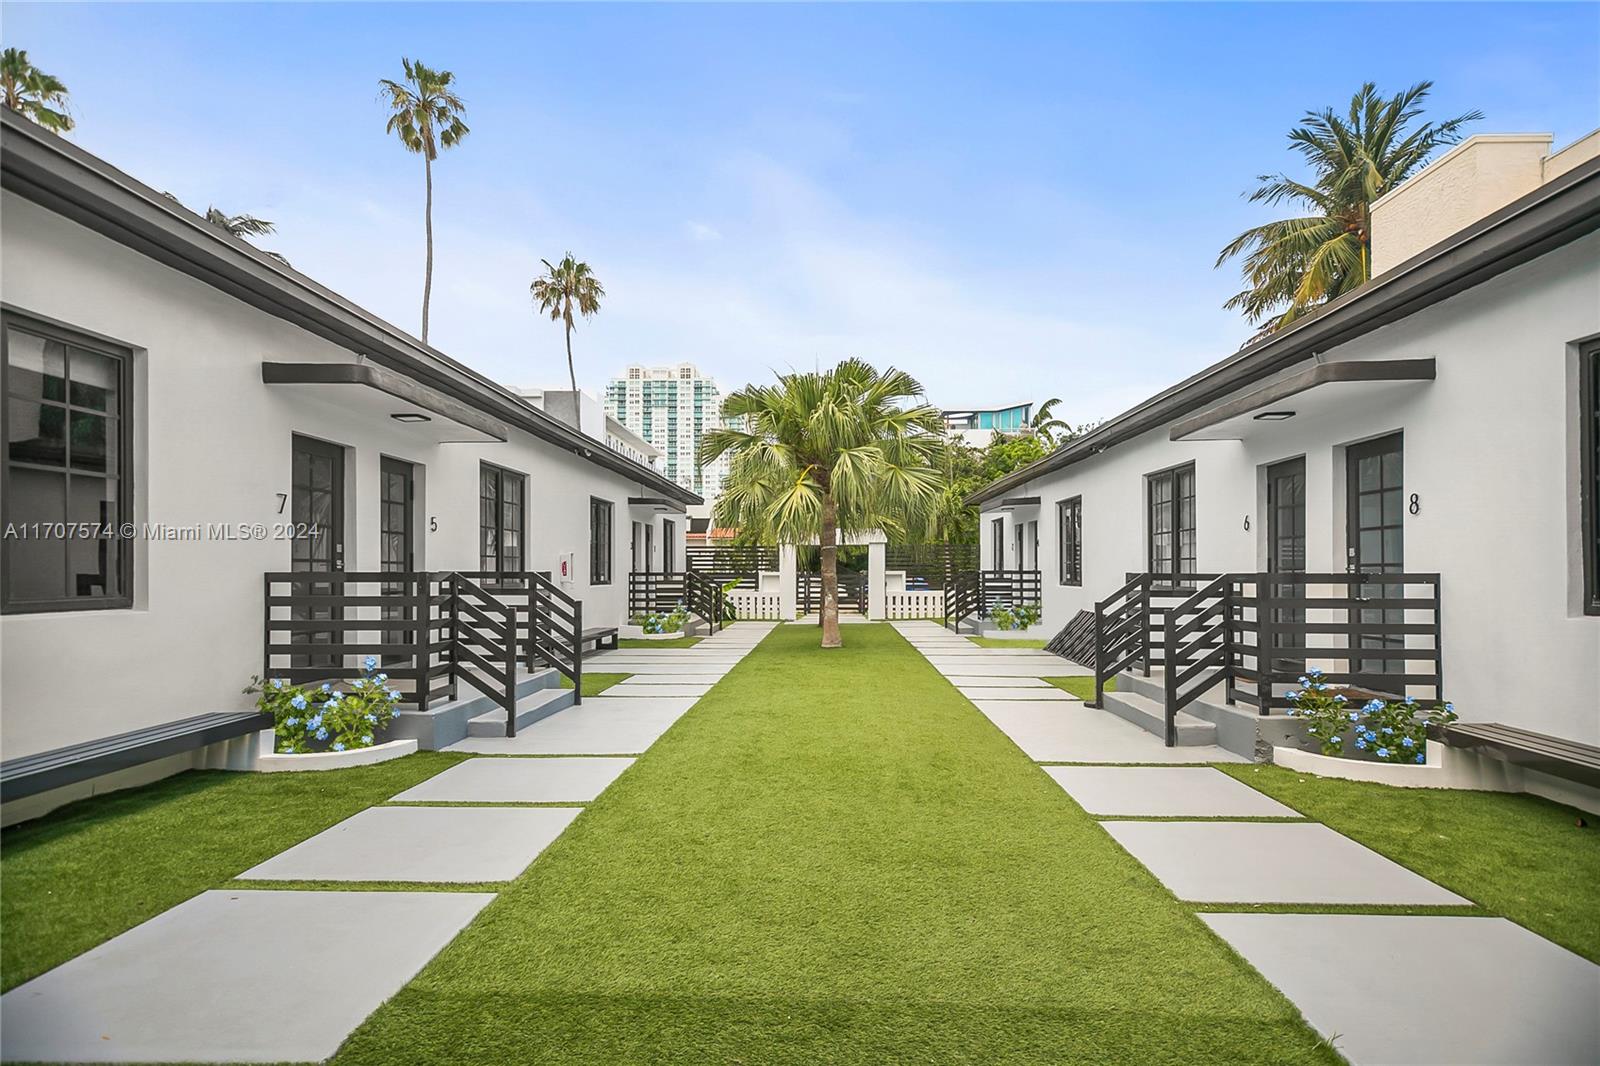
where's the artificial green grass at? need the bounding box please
[967,635,1047,648]
[333,624,1334,1065]
[560,672,630,696]
[0,751,465,990]
[618,635,703,648]
[1043,675,1114,700]
[1220,763,1600,963]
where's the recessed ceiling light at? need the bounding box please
[391,412,432,423]
[1253,410,1296,421]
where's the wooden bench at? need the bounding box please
[1,711,274,802]
[1436,722,1600,790]
[579,626,619,652]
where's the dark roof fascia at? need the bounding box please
[0,111,701,506]
[969,153,1600,505]
[1168,357,1436,441]
[627,496,688,513]
[261,361,511,441]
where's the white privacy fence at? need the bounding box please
[728,589,785,621]
[884,590,946,619]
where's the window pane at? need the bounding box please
[5,467,67,601]
[68,346,119,411]
[1358,455,1381,491]
[7,331,66,403]
[69,411,112,472]
[8,396,66,466]
[68,477,119,599]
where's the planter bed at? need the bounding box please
[1271,741,1515,792]
[254,738,417,773]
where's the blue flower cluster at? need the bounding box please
[1282,667,1457,766]
[252,660,402,755]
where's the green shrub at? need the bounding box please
[248,657,401,754]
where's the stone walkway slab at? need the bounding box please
[238,806,579,882]
[575,661,730,675]
[0,889,493,1064]
[1200,913,1600,1065]
[609,673,724,686]
[959,686,1074,702]
[605,683,712,698]
[446,696,697,754]
[975,701,1245,763]
[943,675,1052,687]
[929,661,1088,677]
[390,757,633,804]
[1045,766,1299,817]
[1101,821,1469,904]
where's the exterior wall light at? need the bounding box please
[1253,410,1296,421]
[390,412,432,423]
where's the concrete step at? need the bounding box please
[389,667,563,749]
[467,685,576,738]
[1100,688,1218,746]
[1114,668,1307,761]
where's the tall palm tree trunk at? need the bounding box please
[422,152,434,343]
[565,323,578,396]
[819,492,841,649]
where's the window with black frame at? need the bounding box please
[2,313,133,613]
[1147,464,1196,584]
[590,497,613,584]
[1057,496,1082,586]
[990,517,1004,570]
[1582,341,1599,614]
[478,462,525,578]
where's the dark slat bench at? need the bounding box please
[1,711,274,802]
[580,626,619,652]
[1436,722,1600,790]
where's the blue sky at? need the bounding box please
[5,2,1597,426]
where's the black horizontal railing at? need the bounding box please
[944,569,981,629]
[1093,570,1444,746]
[263,569,585,737]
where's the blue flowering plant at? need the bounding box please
[990,602,1042,631]
[247,657,402,754]
[633,605,688,635]
[1285,669,1456,763]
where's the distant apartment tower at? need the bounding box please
[605,363,729,498]
[941,402,1033,448]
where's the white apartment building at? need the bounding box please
[605,363,730,499]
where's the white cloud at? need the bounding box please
[684,221,722,243]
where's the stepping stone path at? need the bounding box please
[1,623,778,1064]
[892,620,1599,1065]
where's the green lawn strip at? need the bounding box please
[0,751,467,990]
[1043,675,1113,700]
[967,635,1047,648]
[618,636,702,649]
[560,672,630,696]
[333,624,1335,1065]
[1219,763,1600,962]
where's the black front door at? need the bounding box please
[1148,464,1196,585]
[380,457,415,658]
[291,435,345,668]
[1347,434,1404,678]
[662,519,676,575]
[1265,457,1307,673]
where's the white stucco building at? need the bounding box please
[971,133,1600,768]
[0,110,697,791]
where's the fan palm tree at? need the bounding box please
[1,48,74,133]
[530,255,605,397]
[378,58,469,344]
[1218,82,1480,334]
[1029,397,1073,447]
[702,359,945,648]
[204,207,275,240]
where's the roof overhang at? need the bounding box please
[627,496,687,514]
[1170,358,1436,441]
[0,110,701,507]
[263,361,509,443]
[981,495,1042,513]
[968,152,1600,505]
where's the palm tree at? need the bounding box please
[378,58,469,344]
[1029,398,1073,447]
[1,48,74,133]
[530,255,605,397]
[1218,82,1480,334]
[703,359,945,648]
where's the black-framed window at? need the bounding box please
[1147,463,1196,582]
[479,462,525,575]
[1057,496,1082,586]
[990,517,1004,570]
[1581,340,1599,615]
[2,312,134,613]
[590,497,613,584]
